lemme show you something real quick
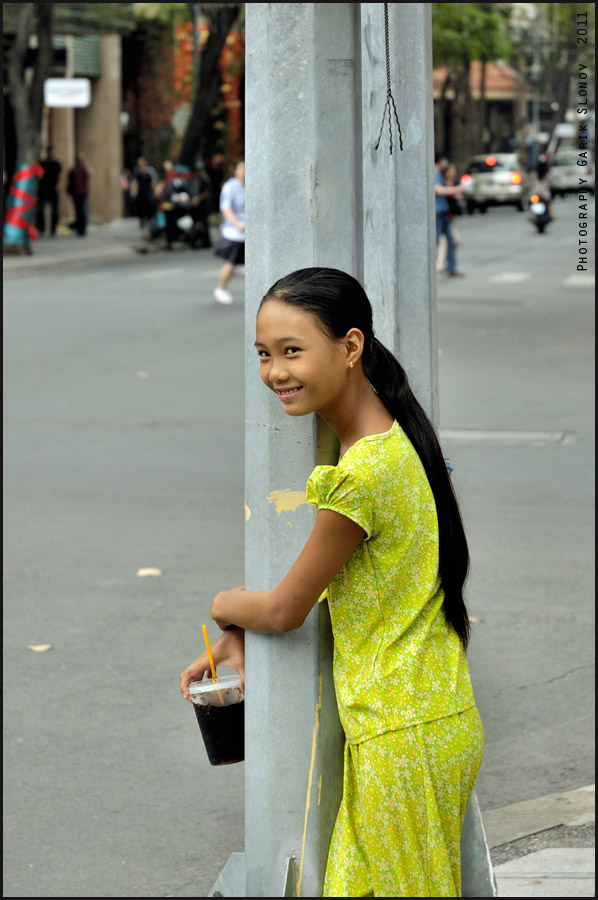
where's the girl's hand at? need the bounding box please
[179,627,245,700]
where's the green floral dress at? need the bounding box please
[306,421,484,897]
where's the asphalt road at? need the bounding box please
[3,194,594,897]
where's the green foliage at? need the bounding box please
[432,2,512,65]
[4,2,136,35]
[52,3,136,35]
[3,3,137,53]
[134,3,190,26]
[537,2,595,65]
[134,3,245,30]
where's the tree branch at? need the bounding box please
[178,3,241,166]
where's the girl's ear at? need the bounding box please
[345,327,365,363]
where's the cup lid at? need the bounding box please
[188,673,242,696]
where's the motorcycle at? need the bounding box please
[160,191,209,249]
[528,193,552,234]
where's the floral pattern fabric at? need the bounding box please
[323,707,485,897]
[306,420,477,744]
[306,421,484,896]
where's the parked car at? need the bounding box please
[460,153,528,213]
[549,151,595,196]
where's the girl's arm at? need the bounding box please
[212,509,365,634]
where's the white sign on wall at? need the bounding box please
[44,78,91,108]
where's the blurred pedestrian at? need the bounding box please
[130,156,157,231]
[156,159,177,197]
[36,145,62,237]
[67,153,92,237]
[213,159,245,305]
[434,152,465,277]
[119,167,133,217]
[160,168,190,250]
[436,162,462,273]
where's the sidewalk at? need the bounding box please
[2,216,168,276]
[4,218,594,899]
[483,784,594,897]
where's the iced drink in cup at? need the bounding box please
[188,674,245,766]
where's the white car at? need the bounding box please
[460,153,529,213]
[549,151,595,196]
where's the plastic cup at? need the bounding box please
[188,674,245,766]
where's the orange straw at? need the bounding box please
[202,624,218,682]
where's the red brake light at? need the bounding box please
[461,174,472,185]
[485,156,496,166]
[511,171,522,185]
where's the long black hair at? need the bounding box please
[260,267,471,649]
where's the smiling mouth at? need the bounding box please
[276,386,303,399]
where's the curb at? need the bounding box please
[3,242,139,276]
[3,218,223,277]
[3,219,145,276]
[482,785,595,848]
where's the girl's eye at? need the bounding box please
[285,347,300,356]
[257,350,270,359]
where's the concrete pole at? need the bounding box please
[361,3,438,418]
[242,5,362,897]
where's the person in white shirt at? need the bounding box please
[213,159,245,304]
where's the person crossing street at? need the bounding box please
[213,159,245,305]
[434,152,466,278]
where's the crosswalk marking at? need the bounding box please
[563,273,595,287]
[439,270,594,289]
[488,272,531,284]
[439,429,575,444]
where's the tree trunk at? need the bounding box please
[7,3,36,161]
[31,3,54,149]
[479,58,487,152]
[3,2,55,255]
[178,4,241,167]
[461,59,474,171]
[436,69,453,155]
[451,61,472,173]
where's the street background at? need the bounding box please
[3,195,594,896]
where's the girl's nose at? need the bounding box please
[269,358,289,383]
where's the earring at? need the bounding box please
[349,361,354,368]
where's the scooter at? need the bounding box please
[528,193,552,234]
[159,191,209,249]
[173,204,209,249]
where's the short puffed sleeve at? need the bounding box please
[306,465,375,540]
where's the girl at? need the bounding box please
[180,267,484,897]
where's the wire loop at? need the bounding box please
[374,3,404,155]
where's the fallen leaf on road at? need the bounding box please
[136,567,162,577]
[468,616,484,624]
[26,644,52,652]
[137,371,149,378]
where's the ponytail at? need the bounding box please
[261,267,471,649]
[365,338,471,649]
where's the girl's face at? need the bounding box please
[255,299,352,418]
